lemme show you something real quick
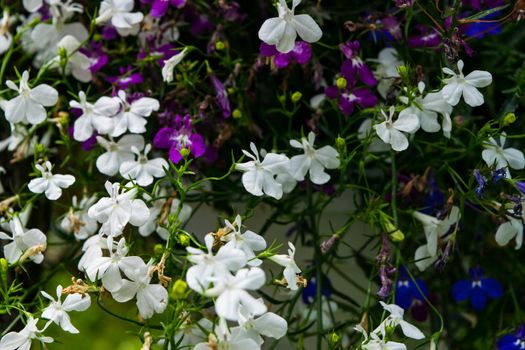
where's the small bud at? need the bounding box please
[178,233,190,246]
[503,112,516,126]
[328,332,341,346]
[320,235,338,253]
[336,136,346,153]
[336,77,347,89]
[33,144,46,158]
[291,91,302,103]
[179,148,190,158]
[170,279,188,299]
[227,87,235,95]
[388,224,405,242]
[153,244,164,256]
[453,115,465,127]
[0,258,8,288]
[215,41,225,51]
[278,94,286,104]
[232,109,242,119]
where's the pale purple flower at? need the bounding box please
[408,27,442,48]
[153,115,206,163]
[340,41,377,86]
[260,41,312,68]
[210,74,231,118]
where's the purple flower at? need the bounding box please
[141,0,186,18]
[498,325,525,350]
[80,42,108,73]
[474,169,487,198]
[219,1,247,22]
[492,168,506,182]
[153,115,206,163]
[377,235,396,300]
[325,85,377,116]
[339,41,377,86]
[395,0,414,7]
[395,267,429,322]
[516,181,525,195]
[106,66,144,90]
[210,74,231,118]
[260,41,312,68]
[101,26,118,40]
[183,6,214,37]
[408,27,442,48]
[452,267,503,310]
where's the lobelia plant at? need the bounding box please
[0,1,525,350]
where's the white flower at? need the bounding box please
[23,0,43,12]
[77,235,108,271]
[269,242,301,290]
[0,317,53,350]
[374,48,402,99]
[194,318,259,350]
[221,215,267,266]
[96,134,145,176]
[358,119,390,154]
[495,201,525,249]
[96,0,144,37]
[84,237,145,291]
[289,131,340,185]
[70,91,119,142]
[481,133,525,178]
[186,234,247,293]
[60,195,99,240]
[362,332,407,350]
[374,302,424,340]
[28,161,75,200]
[53,35,92,82]
[0,216,46,264]
[111,263,168,319]
[111,90,160,137]
[374,106,419,152]
[0,11,13,55]
[441,60,492,107]
[258,0,322,53]
[119,144,168,186]
[41,285,91,334]
[235,143,291,200]
[162,48,187,83]
[231,307,288,346]
[87,181,150,237]
[4,70,58,125]
[205,267,267,321]
[413,206,460,271]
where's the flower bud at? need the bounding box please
[336,77,347,89]
[178,233,190,246]
[291,91,302,103]
[227,87,235,95]
[336,136,346,153]
[398,65,408,79]
[179,148,190,158]
[328,332,341,346]
[0,258,8,288]
[215,41,225,51]
[503,112,516,126]
[278,94,286,104]
[153,244,164,256]
[232,109,242,119]
[170,279,187,299]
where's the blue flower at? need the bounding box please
[474,169,487,198]
[302,276,332,304]
[395,267,429,321]
[452,267,503,310]
[493,168,507,183]
[498,325,525,350]
[516,181,525,195]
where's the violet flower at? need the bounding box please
[219,1,247,22]
[80,42,108,73]
[516,181,525,195]
[339,40,377,86]
[141,0,186,18]
[498,325,525,350]
[260,41,312,69]
[153,114,206,163]
[452,267,503,311]
[408,27,442,48]
[106,66,144,90]
[210,74,231,118]
[377,234,396,300]
[474,169,487,198]
[325,84,377,116]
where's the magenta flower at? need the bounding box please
[260,41,312,69]
[153,115,206,163]
[210,75,231,118]
[141,0,186,18]
[339,41,377,86]
[106,66,144,90]
[325,85,378,116]
[80,42,108,73]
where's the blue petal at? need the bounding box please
[497,334,519,350]
[470,288,487,310]
[481,278,503,299]
[395,287,412,310]
[452,280,471,302]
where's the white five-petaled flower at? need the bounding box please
[111,90,160,137]
[87,181,150,237]
[258,0,322,53]
[162,48,188,83]
[361,332,408,350]
[231,307,288,346]
[374,106,419,152]
[41,285,91,334]
[23,0,43,12]
[0,317,53,350]
[495,200,525,249]
[205,268,267,322]
[95,0,144,36]
[413,206,460,271]
[221,215,267,267]
[481,133,525,179]
[441,59,492,107]
[28,161,75,200]
[289,131,340,185]
[0,10,13,55]
[96,134,145,176]
[119,144,169,186]
[70,91,120,142]
[194,318,259,350]
[60,195,99,240]
[0,216,47,264]
[54,35,92,82]
[186,234,247,293]
[269,242,301,290]
[111,263,168,319]
[84,237,145,291]
[235,143,291,200]
[4,70,58,125]
[374,302,425,340]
